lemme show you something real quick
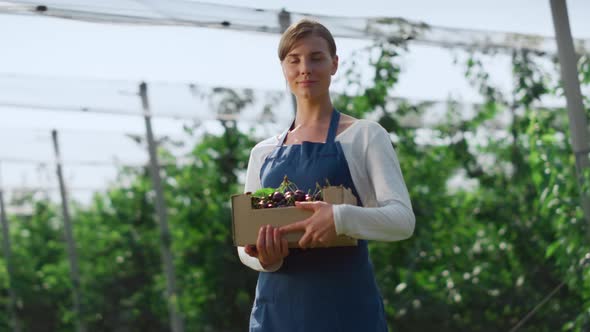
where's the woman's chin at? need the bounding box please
[294,90,324,101]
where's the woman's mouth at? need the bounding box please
[298,80,317,87]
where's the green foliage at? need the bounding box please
[7,200,73,332]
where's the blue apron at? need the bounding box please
[249,110,388,332]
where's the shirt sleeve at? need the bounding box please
[237,143,284,272]
[332,126,415,241]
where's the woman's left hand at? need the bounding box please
[279,201,338,248]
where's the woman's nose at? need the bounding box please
[299,60,312,75]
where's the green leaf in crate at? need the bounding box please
[252,188,275,198]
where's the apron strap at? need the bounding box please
[325,109,340,143]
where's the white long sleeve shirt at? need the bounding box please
[237,119,415,272]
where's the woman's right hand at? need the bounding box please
[244,225,289,269]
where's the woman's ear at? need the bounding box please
[331,55,339,75]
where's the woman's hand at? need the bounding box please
[279,201,338,249]
[244,225,289,269]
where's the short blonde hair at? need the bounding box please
[278,19,337,61]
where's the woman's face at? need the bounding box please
[281,35,338,101]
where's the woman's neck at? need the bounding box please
[294,97,334,128]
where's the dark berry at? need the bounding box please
[292,190,304,201]
[272,191,285,202]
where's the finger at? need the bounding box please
[299,230,313,249]
[294,201,319,211]
[257,226,267,258]
[310,235,320,248]
[265,225,273,256]
[281,237,289,257]
[280,220,307,234]
[273,228,282,255]
[244,245,257,257]
[316,236,327,248]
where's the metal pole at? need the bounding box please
[0,163,21,332]
[51,130,85,332]
[550,0,590,233]
[139,82,184,332]
[278,9,297,116]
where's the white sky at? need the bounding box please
[1,0,589,85]
[0,0,589,204]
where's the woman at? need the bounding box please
[237,18,415,331]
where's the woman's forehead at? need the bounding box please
[287,36,331,55]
